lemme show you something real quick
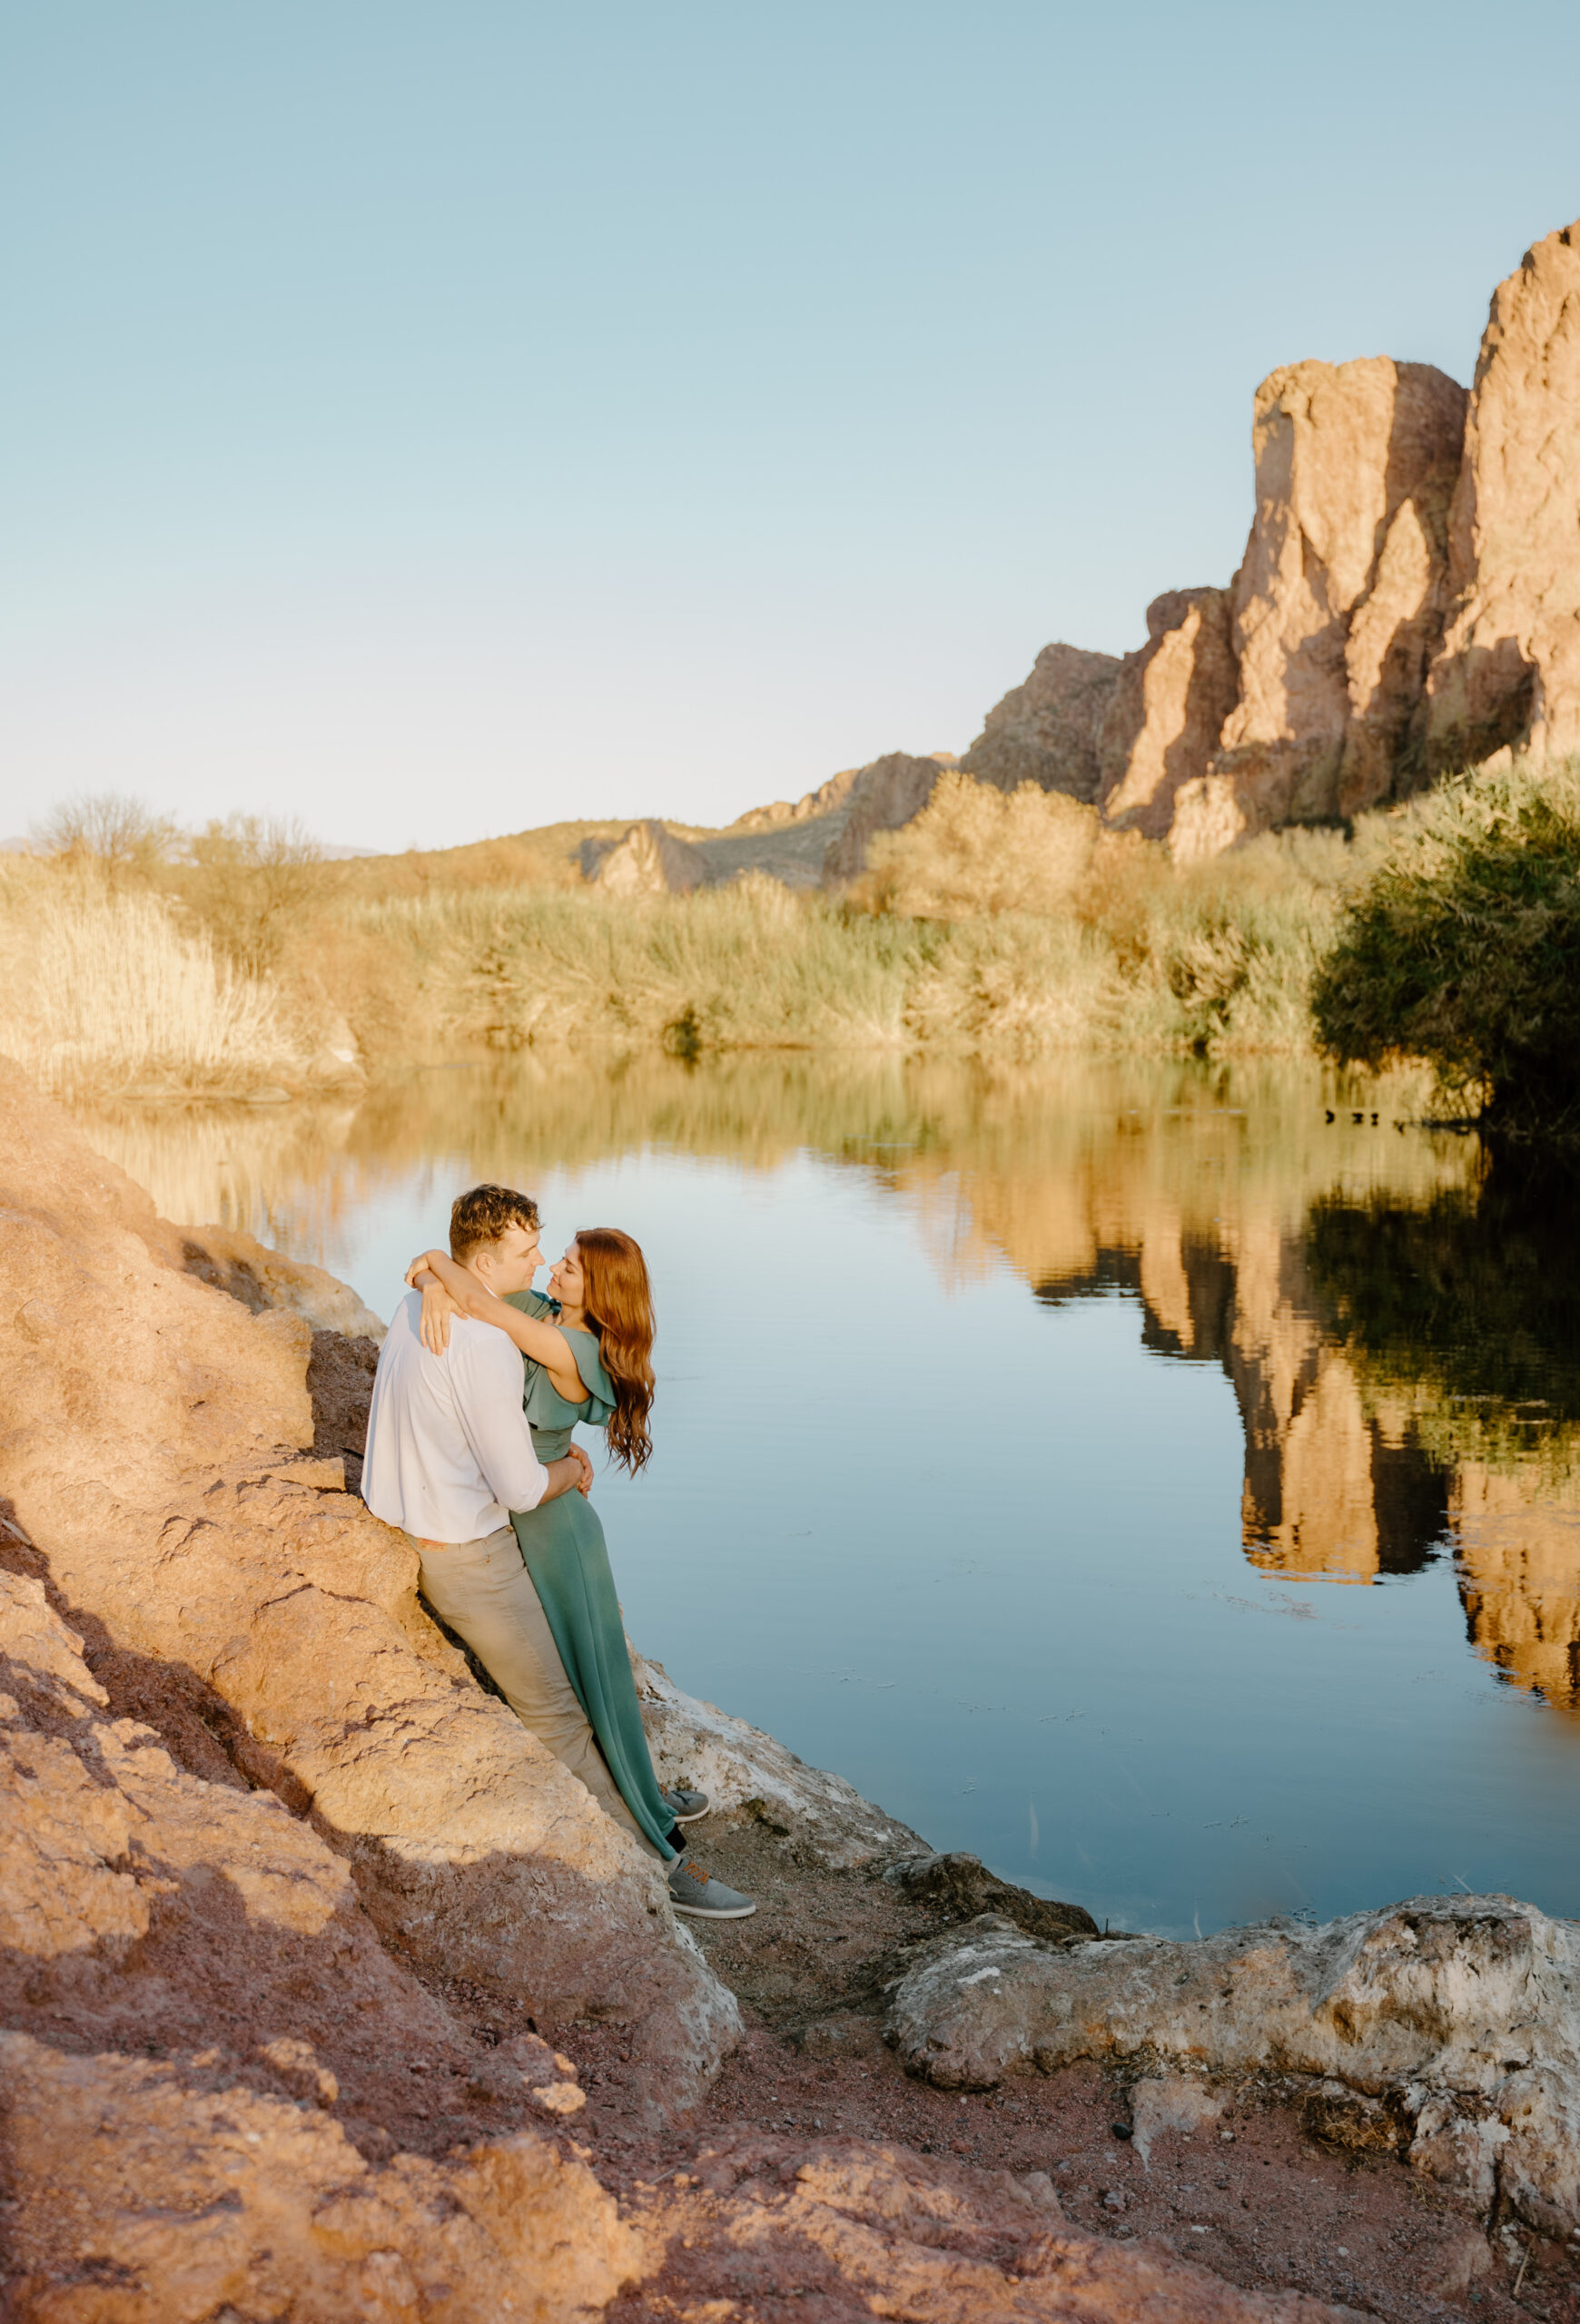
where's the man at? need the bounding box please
[362,1181,755,1920]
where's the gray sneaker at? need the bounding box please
[667,1858,755,1919]
[663,1785,710,1825]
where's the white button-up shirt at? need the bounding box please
[362,1290,549,1541]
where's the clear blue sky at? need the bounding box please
[5,2,1579,850]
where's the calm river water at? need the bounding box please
[74,1053,1580,1939]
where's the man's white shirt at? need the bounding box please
[362,1290,549,1541]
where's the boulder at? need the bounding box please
[1200,358,1466,849]
[1423,217,1580,771]
[1096,588,1240,837]
[822,753,950,882]
[0,1057,738,2115]
[589,819,708,896]
[884,1895,1580,2238]
[2,1568,464,2126]
[2,2033,644,2324]
[0,1567,650,2319]
[180,1221,387,1340]
[884,1850,1100,1944]
[960,644,1123,804]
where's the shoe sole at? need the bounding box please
[668,1898,756,1919]
[669,1806,709,1824]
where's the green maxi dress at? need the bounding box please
[502,1289,677,1859]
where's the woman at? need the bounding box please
[405,1226,755,1921]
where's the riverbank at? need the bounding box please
[4,1058,1577,2321]
[0,803,1357,1099]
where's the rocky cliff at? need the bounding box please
[957,215,1580,864]
[959,643,1124,803]
[1180,359,1467,854]
[1423,219,1580,773]
[822,751,952,882]
[1096,586,1239,840]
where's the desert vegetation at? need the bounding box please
[7,763,1572,1108]
[0,812,356,1099]
[1312,755,1580,1139]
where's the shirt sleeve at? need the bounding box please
[449,1329,550,1512]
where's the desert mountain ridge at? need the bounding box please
[339,213,1580,901]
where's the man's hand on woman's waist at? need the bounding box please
[539,1444,594,1503]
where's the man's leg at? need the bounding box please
[410,1527,670,1863]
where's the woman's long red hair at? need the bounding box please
[576,1228,656,1473]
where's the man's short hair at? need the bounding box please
[449,1184,540,1264]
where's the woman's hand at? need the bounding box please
[420,1275,462,1356]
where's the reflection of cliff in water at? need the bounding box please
[1305,1164,1580,1715]
[69,1050,1580,1713]
[1018,1152,1580,1713]
[1033,1237,1450,1585]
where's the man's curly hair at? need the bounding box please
[449,1183,540,1264]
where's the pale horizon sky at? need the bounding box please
[6,3,1580,852]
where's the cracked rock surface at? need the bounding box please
[885,1897,1580,2237]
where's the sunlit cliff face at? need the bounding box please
[69,1052,1580,1716]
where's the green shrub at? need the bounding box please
[1312,757,1580,1137]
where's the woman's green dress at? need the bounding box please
[503,1289,676,1859]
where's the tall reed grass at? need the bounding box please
[0,871,312,1097]
[333,784,1356,1062]
[5,775,1375,1091]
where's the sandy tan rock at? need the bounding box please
[0,1059,738,2113]
[1098,588,1240,836]
[633,1646,923,1869]
[961,643,1123,804]
[732,767,864,831]
[885,1895,1580,2236]
[1202,358,1466,846]
[4,2034,1354,2324]
[1424,218,1580,770]
[631,2135,1354,2322]
[1,2033,644,2324]
[2,1517,1354,2324]
[822,752,950,881]
[180,1220,387,1339]
[589,819,707,896]
[0,1566,516,2149]
[1166,768,1254,865]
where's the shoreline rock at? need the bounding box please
[884,1896,1580,2238]
[0,1057,737,2122]
[5,1049,1574,2319]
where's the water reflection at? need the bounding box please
[1307,1169,1580,1715]
[74,1055,1580,1728]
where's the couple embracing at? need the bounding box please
[361,1181,755,1921]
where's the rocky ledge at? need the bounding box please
[886,1897,1580,2234]
[4,1057,1577,2320]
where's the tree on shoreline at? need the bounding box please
[1312,757,1580,1140]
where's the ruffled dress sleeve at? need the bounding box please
[501,1291,615,1433]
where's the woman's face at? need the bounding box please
[548,1238,586,1309]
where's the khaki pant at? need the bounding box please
[408,1525,665,1862]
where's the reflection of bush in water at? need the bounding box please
[1306,1158,1580,1476]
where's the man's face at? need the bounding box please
[475,1223,542,1294]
